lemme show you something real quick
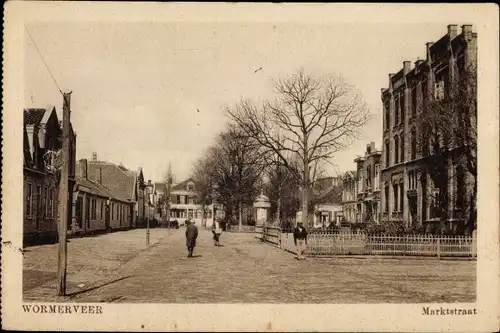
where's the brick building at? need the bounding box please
[341,170,357,224]
[354,142,382,225]
[71,159,134,234]
[23,107,76,244]
[77,153,147,228]
[380,24,477,232]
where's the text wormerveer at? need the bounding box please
[22,304,103,314]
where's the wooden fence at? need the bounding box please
[255,226,477,258]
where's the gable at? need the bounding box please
[171,177,197,192]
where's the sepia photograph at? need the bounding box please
[2,2,499,332]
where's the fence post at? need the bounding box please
[472,230,477,258]
[436,236,441,259]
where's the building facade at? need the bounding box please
[355,142,382,225]
[169,177,215,227]
[341,170,357,224]
[81,153,141,227]
[23,107,76,245]
[71,159,134,234]
[380,24,477,232]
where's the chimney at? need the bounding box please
[92,152,97,161]
[370,141,376,152]
[447,24,458,39]
[461,24,473,40]
[148,180,151,185]
[426,42,434,62]
[79,159,88,179]
[403,61,411,75]
[96,167,102,184]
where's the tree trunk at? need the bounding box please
[238,201,243,231]
[276,196,281,223]
[302,163,309,228]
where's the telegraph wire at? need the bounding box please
[24,25,63,95]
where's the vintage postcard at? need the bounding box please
[2,2,499,332]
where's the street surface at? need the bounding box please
[23,229,476,303]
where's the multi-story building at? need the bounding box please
[380,24,477,232]
[169,177,215,227]
[354,142,382,225]
[23,106,77,244]
[311,176,343,228]
[341,170,357,224]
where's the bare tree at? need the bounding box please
[225,69,371,227]
[163,163,173,223]
[191,154,215,227]
[192,124,264,230]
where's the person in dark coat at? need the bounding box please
[185,218,199,257]
[293,222,308,260]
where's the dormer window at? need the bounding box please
[187,182,194,191]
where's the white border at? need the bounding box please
[2,2,499,332]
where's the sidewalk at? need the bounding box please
[23,228,176,301]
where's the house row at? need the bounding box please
[23,106,155,245]
[341,24,477,234]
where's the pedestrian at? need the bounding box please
[212,220,222,246]
[293,222,308,260]
[185,218,198,258]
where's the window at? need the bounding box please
[188,196,194,205]
[400,93,405,123]
[374,165,380,191]
[187,182,194,191]
[408,171,417,190]
[384,184,389,212]
[43,186,48,218]
[435,80,445,100]
[394,96,400,125]
[101,200,104,219]
[394,136,399,164]
[399,181,404,213]
[384,101,390,130]
[385,140,390,167]
[411,87,417,117]
[365,166,372,188]
[411,129,417,160]
[393,183,399,212]
[176,195,181,204]
[400,135,405,163]
[48,188,54,218]
[36,185,42,227]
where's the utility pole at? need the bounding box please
[57,90,72,296]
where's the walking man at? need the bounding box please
[185,218,198,258]
[293,222,308,260]
[212,220,222,246]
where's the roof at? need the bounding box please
[171,177,196,192]
[24,108,48,125]
[343,170,357,179]
[314,185,343,205]
[75,177,131,203]
[82,160,138,202]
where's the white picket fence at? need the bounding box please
[255,226,477,258]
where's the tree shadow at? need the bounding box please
[189,255,203,258]
[66,275,132,298]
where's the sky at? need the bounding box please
[25,21,450,182]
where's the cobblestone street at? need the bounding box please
[23,229,476,303]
